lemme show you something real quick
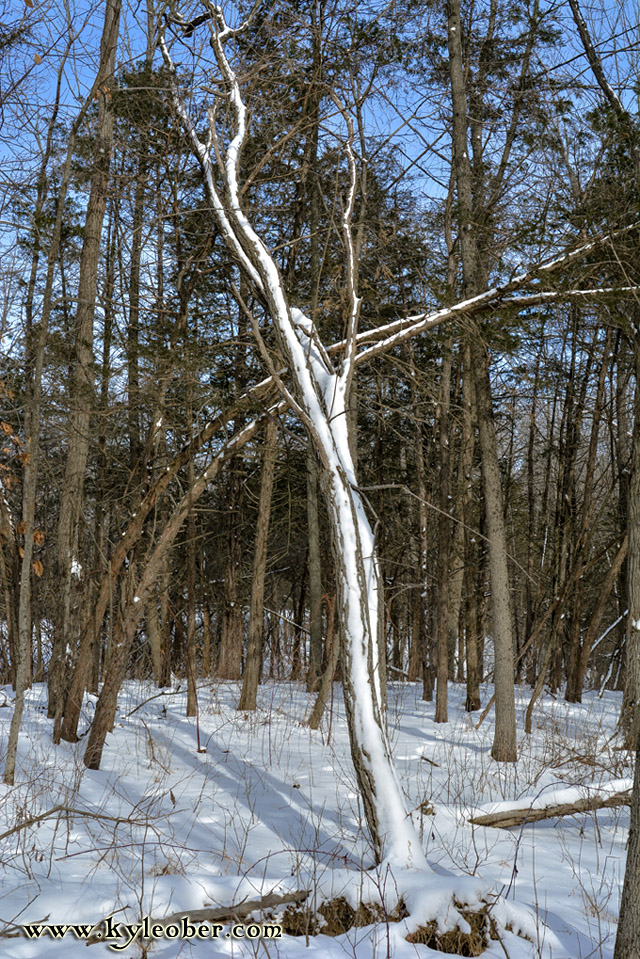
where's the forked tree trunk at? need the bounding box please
[160,15,427,866]
[325,444,423,864]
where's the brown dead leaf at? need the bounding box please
[32,559,43,577]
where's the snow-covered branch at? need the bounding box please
[330,94,362,388]
[354,226,640,363]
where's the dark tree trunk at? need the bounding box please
[238,419,278,711]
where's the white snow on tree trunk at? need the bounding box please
[159,9,425,870]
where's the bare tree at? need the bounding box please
[4,0,122,785]
[159,5,426,868]
[50,0,122,735]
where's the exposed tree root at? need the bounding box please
[279,896,524,955]
[406,904,489,956]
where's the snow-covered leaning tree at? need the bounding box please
[157,0,639,870]
[159,2,426,869]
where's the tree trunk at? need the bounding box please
[461,345,480,710]
[185,463,198,717]
[185,337,198,716]
[614,733,640,958]
[217,464,244,680]
[435,344,453,723]
[470,788,631,829]
[202,600,211,679]
[305,450,324,692]
[446,0,516,760]
[0,489,18,685]
[307,595,339,729]
[4,15,122,782]
[472,339,517,760]
[568,535,628,701]
[621,334,640,748]
[160,19,427,867]
[408,347,430,689]
[50,0,122,727]
[449,511,466,684]
[238,418,278,711]
[146,593,164,685]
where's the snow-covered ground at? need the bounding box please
[0,680,631,957]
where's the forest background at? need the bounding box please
[1,0,640,954]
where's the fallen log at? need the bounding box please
[86,889,309,944]
[469,789,631,829]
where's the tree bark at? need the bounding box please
[185,458,198,717]
[238,418,278,711]
[408,347,430,691]
[50,0,122,728]
[461,344,481,711]
[4,13,122,782]
[435,344,452,723]
[307,594,339,730]
[470,789,631,829]
[446,0,516,760]
[614,736,640,959]
[217,463,244,680]
[622,334,640,749]
[160,19,426,866]
[306,450,324,692]
[472,337,517,760]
